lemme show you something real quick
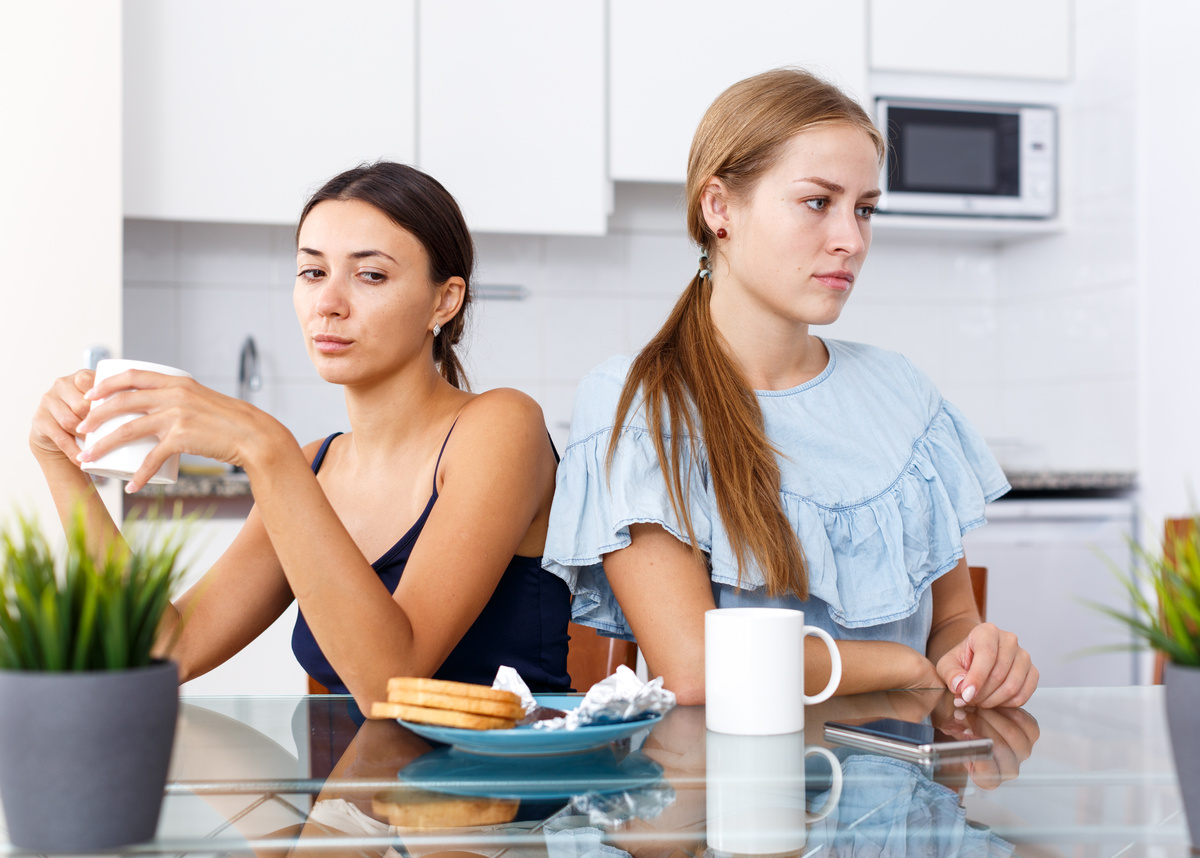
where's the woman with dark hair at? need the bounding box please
[543,69,1037,708]
[30,162,571,710]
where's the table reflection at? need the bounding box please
[52,687,1186,858]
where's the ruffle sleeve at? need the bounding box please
[542,357,718,640]
[765,399,1009,628]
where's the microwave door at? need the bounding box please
[877,99,1055,218]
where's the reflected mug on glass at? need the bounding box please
[80,359,192,486]
[706,731,843,856]
[705,607,841,735]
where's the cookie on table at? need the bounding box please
[370,700,517,730]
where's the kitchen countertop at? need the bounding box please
[130,469,1138,500]
[129,471,253,499]
[1002,470,1136,494]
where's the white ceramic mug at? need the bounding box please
[706,730,843,855]
[80,359,192,485]
[705,607,842,735]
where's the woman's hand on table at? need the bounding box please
[73,368,292,492]
[29,369,94,464]
[935,622,1038,708]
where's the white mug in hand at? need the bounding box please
[80,359,192,485]
[706,730,843,855]
[705,607,842,735]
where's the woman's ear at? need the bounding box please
[700,176,732,236]
[433,276,466,327]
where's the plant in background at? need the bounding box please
[1092,516,1200,667]
[0,504,192,672]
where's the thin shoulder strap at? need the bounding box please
[547,430,560,465]
[311,432,343,475]
[431,418,461,491]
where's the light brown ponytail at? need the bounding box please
[608,68,885,598]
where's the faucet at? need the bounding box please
[237,335,262,402]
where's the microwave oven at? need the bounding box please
[875,97,1057,218]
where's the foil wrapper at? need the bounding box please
[494,664,676,731]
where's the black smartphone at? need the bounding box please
[823,717,993,762]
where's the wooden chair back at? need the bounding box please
[969,565,988,623]
[1153,517,1197,684]
[567,622,638,691]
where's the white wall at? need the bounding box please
[1,1,123,526]
[993,0,1140,474]
[1138,0,1200,535]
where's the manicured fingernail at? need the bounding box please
[962,685,976,703]
[124,482,137,494]
[950,675,964,694]
[84,389,94,400]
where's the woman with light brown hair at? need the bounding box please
[543,68,1037,708]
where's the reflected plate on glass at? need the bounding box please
[399,745,664,800]
[394,694,663,756]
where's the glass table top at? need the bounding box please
[0,686,1189,856]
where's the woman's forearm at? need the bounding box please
[31,446,124,557]
[808,637,941,697]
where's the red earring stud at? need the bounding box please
[716,228,728,239]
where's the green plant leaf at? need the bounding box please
[0,502,194,673]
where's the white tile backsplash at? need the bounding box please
[1000,285,1138,384]
[178,285,273,381]
[542,293,629,382]
[543,235,627,295]
[123,219,179,283]
[122,283,179,367]
[177,221,275,285]
[463,290,545,383]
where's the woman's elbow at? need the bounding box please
[662,672,706,706]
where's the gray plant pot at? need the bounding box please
[0,660,179,852]
[1164,660,1200,847]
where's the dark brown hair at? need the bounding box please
[608,68,885,598]
[297,161,475,389]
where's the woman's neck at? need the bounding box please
[709,293,829,391]
[341,361,466,460]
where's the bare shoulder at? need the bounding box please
[300,433,346,466]
[457,388,546,433]
[444,389,551,467]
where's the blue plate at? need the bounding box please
[399,745,664,800]
[394,694,663,756]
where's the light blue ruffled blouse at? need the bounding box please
[541,338,1010,652]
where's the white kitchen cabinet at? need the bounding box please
[123,0,416,225]
[961,498,1138,688]
[870,0,1071,81]
[609,0,869,184]
[418,1,608,235]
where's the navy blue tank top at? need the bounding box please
[291,428,572,694]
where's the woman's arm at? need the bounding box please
[602,522,941,705]
[251,390,555,709]
[29,369,123,554]
[928,557,1038,708]
[78,371,556,709]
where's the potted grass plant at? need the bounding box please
[1092,516,1200,846]
[0,504,192,852]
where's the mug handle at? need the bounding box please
[802,625,841,705]
[803,745,843,824]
